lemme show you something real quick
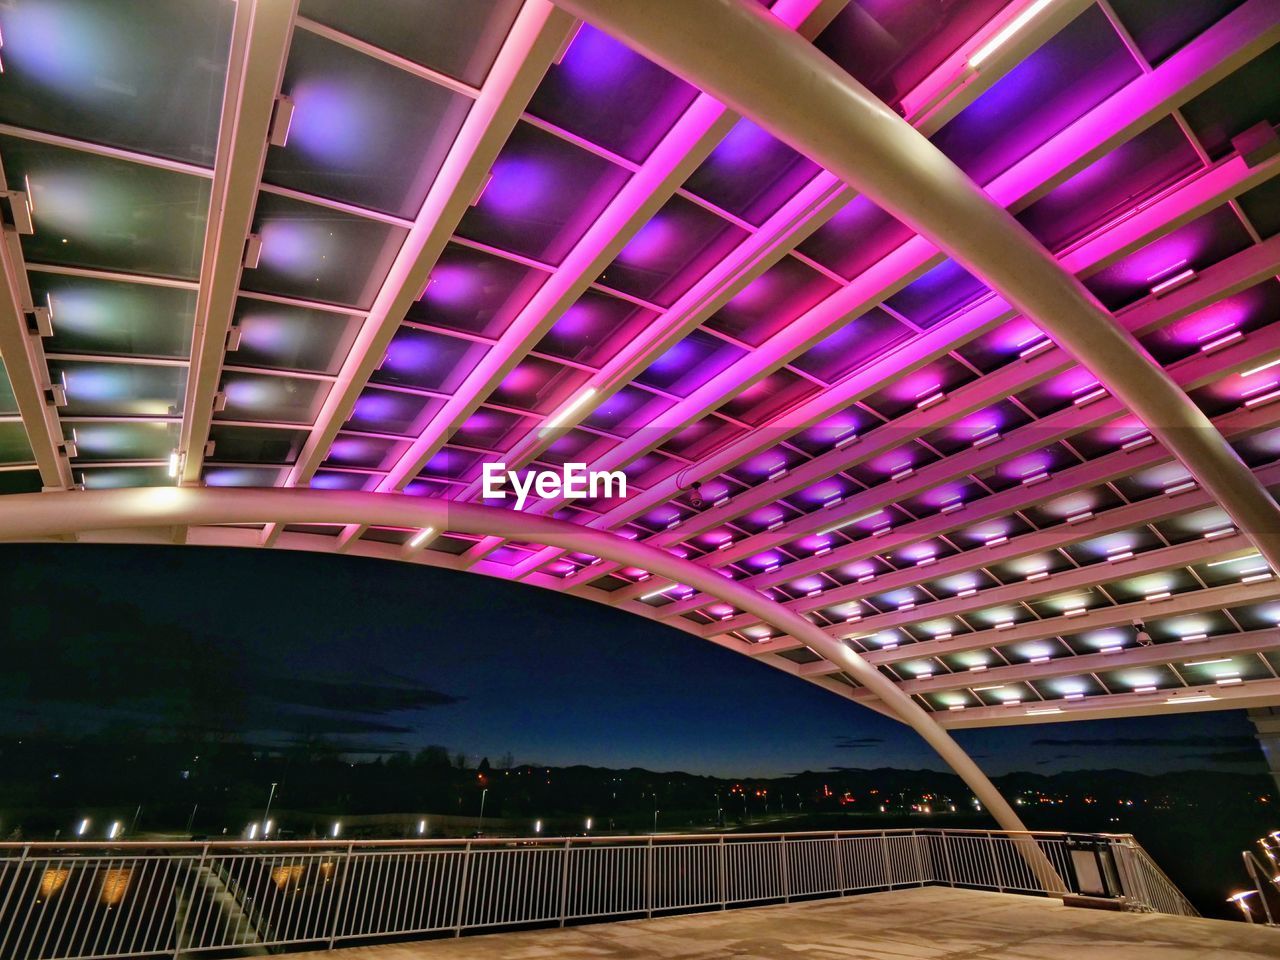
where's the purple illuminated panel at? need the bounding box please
[452,408,536,452]
[231,299,361,375]
[792,308,912,383]
[789,407,875,456]
[1017,119,1202,252]
[706,256,840,346]
[324,434,405,470]
[659,415,746,461]
[373,326,488,393]
[310,470,376,492]
[457,121,630,264]
[862,357,974,419]
[600,195,748,307]
[1084,205,1252,310]
[247,192,406,309]
[636,329,746,397]
[526,24,699,163]
[490,356,589,415]
[408,243,546,338]
[884,260,989,329]
[346,388,442,436]
[922,402,1030,456]
[582,385,675,435]
[954,316,1046,374]
[931,7,1142,185]
[534,290,657,366]
[719,369,818,427]
[797,195,915,281]
[683,119,820,225]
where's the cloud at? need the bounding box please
[1178,749,1267,765]
[833,736,885,750]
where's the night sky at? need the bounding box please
[0,543,1264,778]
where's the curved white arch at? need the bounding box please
[551,0,1280,575]
[0,487,1057,850]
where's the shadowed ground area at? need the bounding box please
[297,886,1280,959]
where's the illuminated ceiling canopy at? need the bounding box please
[1,0,1280,731]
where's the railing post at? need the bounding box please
[0,843,31,960]
[558,839,572,927]
[173,843,209,960]
[718,835,727,910]
[988,832,1007,893]
[941,832,955,887]
[910,830,924,886]
[779,835,789,903]
[881,831,892,888]
[327,842,356,950]
[645,837,654,919]
[452,841,473,938]
[833,833,846,896]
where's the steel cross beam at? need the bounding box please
[517,3,1280,579]
[0,487,1057,853]
[178,0,298,493]
[851,628,1280,701]
[260,0,577,547]
[450,0,1112,567]
[940,677,1280,728]
[759,578,1280,662]
[720,446,1280,638]
[0,184,71,491]
[678,308,1280,634]
[549,0,1280,580]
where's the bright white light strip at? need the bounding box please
[1026,707,1062,715]
[969,0,1056,67]
[1066,511,1093,524]
[1216,676,1243,685]
[1207,553,1261,567]
[1019,339,1052,359]
[1073,387,1107,406]
[539,387,597,435]
[1169,695,1216,703]
[819,510,881,536]
[1200,330,1243,354]
[167,451,180,478]
[1134,685,1157,694]
[1240,357,1280,378]
[408,526,435,549]
[1145,591,1171,602]
[1242,572,1274,584]
[1204,526,1236,539]
[1149,267,1197,296]
[1185,658,1230,667]
[640,584,676,601]
[1164,480,1196,495]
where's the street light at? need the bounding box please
[331,821,341,838]
[75,818,90,838]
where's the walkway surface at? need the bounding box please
[301,886,1280,959]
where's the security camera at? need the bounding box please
[1132,620,1153,646]
[688,481,704,509]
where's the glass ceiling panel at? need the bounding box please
[67,421,175,462]
[1180,45,1280,159]
[32,273,195,359]
[0,361,17,414]
[0,0,233,165]
[231,298,361,375]
[930,6,1141,185]
[244,192,407,309]
[79,465,171,489]
[0,422,34,464]
[526,24,699,164]
[533,289,657,367]
[1108,0,1247,66]
[346,387,444,437]
[456,121,630,265]
[207,425,308,465]
[407,242,545,337]
[298,0,523,89]
[50,359,186,417]
[683,120,820,226]
[217,371,330,426]
[3,136,210,279]
[373,326,489,393]
[815,0,1008,106]
[266,29,472,218]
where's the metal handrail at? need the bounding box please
[0,828,1196,960]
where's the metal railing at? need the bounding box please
[0,829,1196,960]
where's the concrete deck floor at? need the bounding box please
[303,886,1280,959]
